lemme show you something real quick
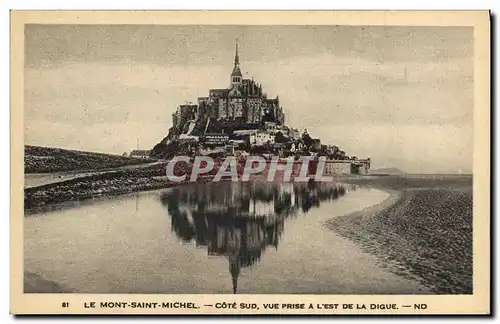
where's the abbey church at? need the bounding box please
[172,40,285,132]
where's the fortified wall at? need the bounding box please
[322,160,370,175]
[270,158,371,178]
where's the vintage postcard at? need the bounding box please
[11,10,490,315]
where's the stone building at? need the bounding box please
[249,131,275,146]
[129,150,151,159]
[202,133,230,147]
[196,40,284,126]
[172,103,197,130]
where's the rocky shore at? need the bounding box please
[326,175,473,294]
[24,162,226,210]
[24,163,170,210]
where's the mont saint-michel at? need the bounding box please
[148,40,371,176]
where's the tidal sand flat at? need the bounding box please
[327,175,473,294]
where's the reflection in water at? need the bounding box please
[160,182,353,294]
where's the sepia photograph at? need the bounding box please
[11,10,490,315]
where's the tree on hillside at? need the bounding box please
[262,108,275,123]
[330,145,339,154]
[275,131,288,144]
[301,130,313,149]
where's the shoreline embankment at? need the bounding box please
[23,160,349,210]
[24,163,186,210]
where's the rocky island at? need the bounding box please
[150,40,371,175]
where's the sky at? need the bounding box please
[24,25,473,174]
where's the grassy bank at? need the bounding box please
[327,175,473,294]
[25,145,156,173]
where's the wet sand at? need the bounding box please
[24,272,71,293]
[326,175,473,294]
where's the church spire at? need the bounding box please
[234,38,240,67]
[230,38,243,85]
